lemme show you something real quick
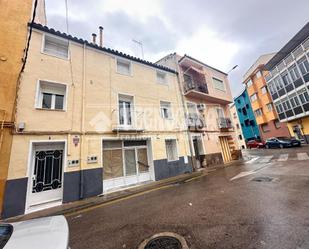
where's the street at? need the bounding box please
[67,146,309,249]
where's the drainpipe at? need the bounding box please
[173,55,196,171]
[79,42,86,199]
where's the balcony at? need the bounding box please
[187,113,206,131]
[217,117,233,130]
[184,79,209,95]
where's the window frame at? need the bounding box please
[116,58,132,76]
[160,101,172,120]
[250,93,257,102]
[212,77,226,92]
[118,93,134,127]
[156,70,168,85]
[256,71,262,79]
[42,34,69,60]
[261,86,267,95]
[35,80,68,111]
[266,103,273,112]
[165,139,179,162]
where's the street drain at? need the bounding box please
[252,176,273,182]
[138,232,189,249]
[144,236,181,249]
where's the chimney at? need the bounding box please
[99,26,104,47]
[92,33,97,44]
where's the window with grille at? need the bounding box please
[160,101,172,119]
[165,139,178,162]
[117,59,131,75]
[43,35,69,59]
[36,81,67,110]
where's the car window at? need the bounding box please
[0,224,13,249]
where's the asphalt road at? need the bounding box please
[67,146,309,249]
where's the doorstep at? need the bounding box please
[3,171,205,223]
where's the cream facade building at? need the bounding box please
[3,23,192,218]
[229,103,247,149]
[157,54,238,167]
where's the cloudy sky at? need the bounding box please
[45,0,309,97]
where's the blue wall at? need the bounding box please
[234,88,260,141]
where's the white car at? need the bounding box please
[0,215,69,249]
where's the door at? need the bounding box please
[29,143,64,207]
[193,137,201,168]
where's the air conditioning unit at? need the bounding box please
[197,103,206,111]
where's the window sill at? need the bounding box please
[35,107,66,112]
[167,159,179,163]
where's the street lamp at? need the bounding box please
[227,65,238,74]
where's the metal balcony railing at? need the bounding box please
[184,80,208,94]
[217,117,233,129]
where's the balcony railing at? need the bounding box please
[184,80,208,95]
[187,113,206,130]
[217,117,233,130]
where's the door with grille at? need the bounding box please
[29,142,65,208]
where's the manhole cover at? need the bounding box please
[144,236,182,249]
[252,176,273,182]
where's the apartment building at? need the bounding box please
[0,0,46,216]
[244,54,290,140]
[234,88,260,142]
[157,54,238,167]
[2,23,192,218]
[230,103,247,149]
[265,22,309,143]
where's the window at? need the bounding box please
[156,71,167,84]
[238,134,243,140]
[266,103,273,111]
[165,139,178,161]
[250,93,257,102]
[236,123,240,129]
[37,81,67,110]
[290,95,301,108]
[119,95,133,126]
[160,101,172,119]
[268,82,276,94]
[261,86,267,95]
[256,71,262,78]
[274,76,284,90]
[117,59,131,75]
[216,107,225,118]
[246,79,253,87]
[255,108,263,117]
[298,91,309,103]
[43,35,69,59]
[288,65,301,81]
[281,71,291,86]
[297,57,309,75]
[212,78,225,91]
[275,103,284,114]
[261,124,270,132]
[274,119,281,129]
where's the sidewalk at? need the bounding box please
[4,170,207,223]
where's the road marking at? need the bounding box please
[297,153,309,161]
[278,154,288,162]
[259,155,273,163]
[245,157,259,164]
[230,171,256,181]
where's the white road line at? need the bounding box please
[245,157,259,164]
[277,154,288,162]
[259,155,273,163]
[297,153,309,160]
[230,171,256,181]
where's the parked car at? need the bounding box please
[247,140,265,149]
[265,137,301,149]
[0,215,69,249]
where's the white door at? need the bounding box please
[29,142,64,207]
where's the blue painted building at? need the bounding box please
[234,88,260,142]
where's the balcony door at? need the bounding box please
[119,94,133,127]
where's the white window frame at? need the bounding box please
[250,93,257,102]
[160,101,172,119]
[35,80,68,111]
[116,58,132,76]
[212,77,226,92]
[42,34,69,60]
[266,103,273,112]
[261,86,267,95]
[118,94,134,127]
[156,70,168,85]
[165,139,179,162]
[246,79,253,87]
[256,71,262,78]
[255,108,263,117]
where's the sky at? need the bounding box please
[45,0,309,97]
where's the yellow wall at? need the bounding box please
[287,116,309,138]
[0,0,34,214]
[8,29,191,180]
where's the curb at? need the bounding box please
[4,171,205,222]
